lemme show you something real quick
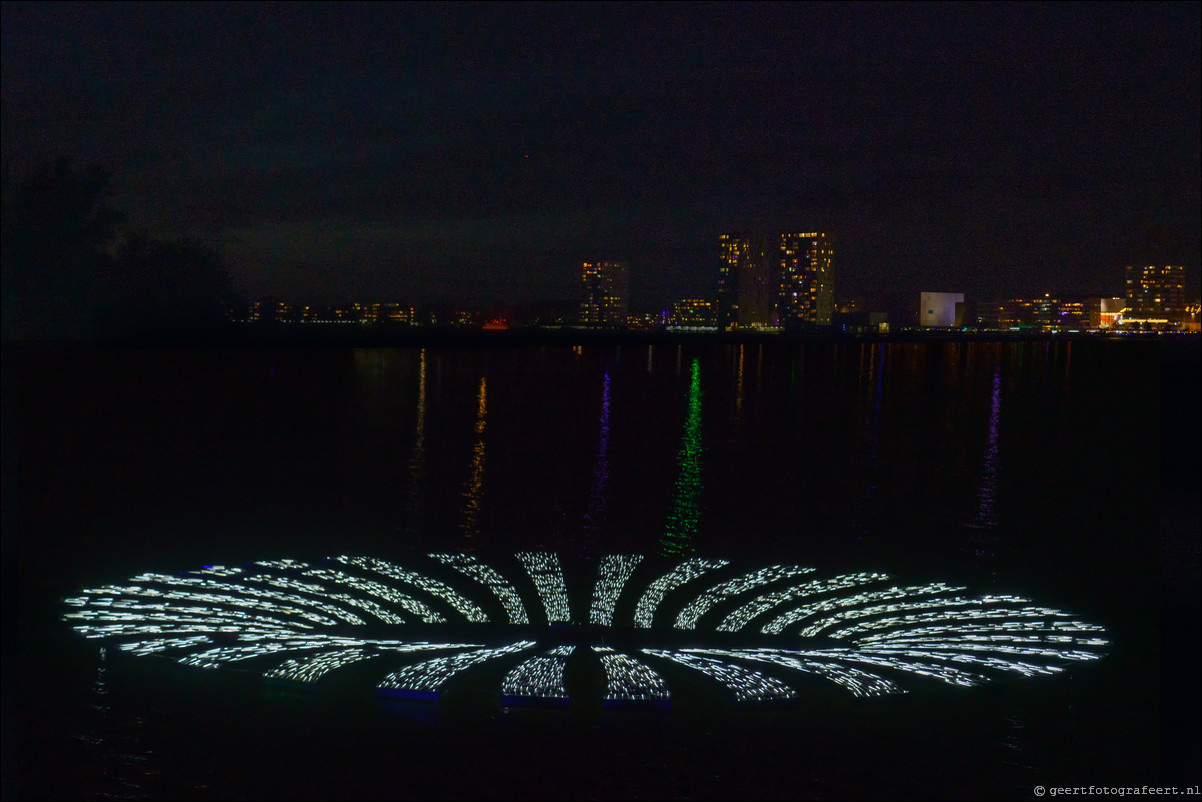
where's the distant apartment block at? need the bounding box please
[718,231,833,330]
[975,295,1099,331]
[669,298,717,328]
[247,297,292,322]
[580,261,629,328]
[779,233,834,328]
[1125,265,1186,328]
[627,312,664,330]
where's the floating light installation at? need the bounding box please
[501,645,574,701]
[768,582,963,636]
[517,552,571,624]
[379,641,535,697]
[634,557,729,628]
[63,553,1109,708]
[594,646,670,703]
[674,564,816,630]
[589,554,643,626]
[337,555,488,623]
[642,649,795,702]
[431,552,530,624]
[717,572,887,632]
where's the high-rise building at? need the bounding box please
[718,233,776,328]
[579,261,629,328]
[1125,265,1186,326]
[669,298,716,328]
[717,231,834,330]
[779,232,834,327]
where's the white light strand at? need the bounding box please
[73,578,339,627]
[181,641,311,670]
[142,572,357,625]
[431,553,530,625]
[501,646,574,699]
[800,594,1031,638]
[806,648,987,687]
[379,641,536,694]
[717,572,887,632]
[249,560,411,625]
[633,558,729,628]
[674,564,816,630]
[255,566,408,625]
[589,554,643,626]
[303,567,446,623]
[764,583,962,635]
[830,606,1069,641]
[516,552,571,624]
[74,623,288,639]
[265,648,372,683]
[855,620,1108,646]
[642,649,796,702]
[65,607,302,632]
[238,574,369,625]
[855,647,1062,678]
[191,566,243,577]
[860,638,1105,661]
[338,556,489,622]
[594,647,670,701]
[682,647,903,698]
[262,642,470,683]
[116,635,214,656]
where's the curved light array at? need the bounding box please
[502,645,575,704]
[62,552,1109,708]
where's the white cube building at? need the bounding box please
[920,292,964,328]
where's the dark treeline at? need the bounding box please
[1,157,238,341]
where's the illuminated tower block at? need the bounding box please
[1125,265,1186,326]
[779,232,834,328]
[580,261,629,328]
[718,231,835,330]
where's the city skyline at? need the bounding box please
[2,2,1198,308]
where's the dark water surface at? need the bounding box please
[8,339,1199,799]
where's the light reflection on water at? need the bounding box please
[23,339,1165,800]
[402,349,427,541]
[459,376,487,545]
[582,373,611,553]
[972,367,1003,557]
[662,358,704,557]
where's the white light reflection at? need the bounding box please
[501,646,574,700]
[517,552,571,624]
[431,553,530,625]
[633,558,729,628]
[674,564,816,630]
[589,554,643,626]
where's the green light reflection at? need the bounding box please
[661,358,703,556]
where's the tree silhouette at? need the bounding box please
[2,157,238,340]
[2,157,123,339]
[103,234,237,335]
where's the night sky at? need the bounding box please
[2,1,1199,308]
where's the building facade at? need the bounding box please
[919,292,964,327]
[779,232,834,328]
[718,231,833,330]
[579,261,629,328]
[1095,297,1126,329]
[1125,265,1186,328]
[668,298,717,328]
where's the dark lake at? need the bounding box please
[7,337,1199,799]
